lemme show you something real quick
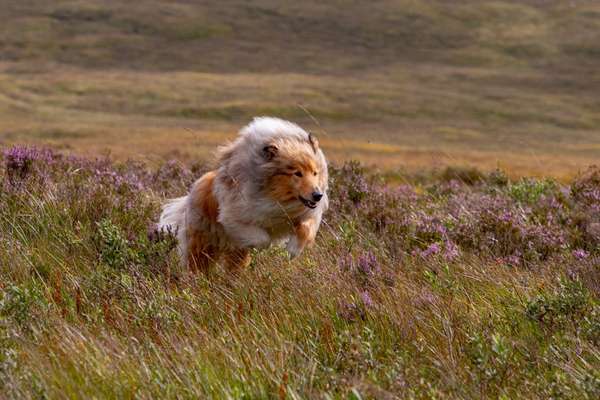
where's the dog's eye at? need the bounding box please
[294,171,303,177]
[313,172,317,176]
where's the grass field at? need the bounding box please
[1,0,600,178]
[1,2,600,398]
[1,147,599,398]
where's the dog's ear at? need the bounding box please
[262,145,278,161]
[308,133,319,153]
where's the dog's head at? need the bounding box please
[261,133,327,211]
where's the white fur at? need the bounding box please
[240,117,310,144]
[157,195,189,260]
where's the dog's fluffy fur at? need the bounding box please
[158,117,329,273]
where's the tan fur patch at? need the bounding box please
[267,175,298,203]
[223,248,251,272]
[296,222,310,244]
[193,171,219,222]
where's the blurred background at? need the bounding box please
[1,0,599,179]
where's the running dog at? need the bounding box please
[158,117,329,273]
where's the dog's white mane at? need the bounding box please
[240,117,310,144]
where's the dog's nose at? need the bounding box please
[312,192,323,202]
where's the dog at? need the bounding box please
[158,117,329,274]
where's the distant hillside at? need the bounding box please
[3,0,600,74]
[1,0,599,177]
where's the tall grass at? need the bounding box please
[0,147,598,399]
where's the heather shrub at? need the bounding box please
[330,160,370,210]
[328,160,588,265]
[486,169,510,187]
[449,187,571,265]
[569,166,600,253]
[440,165,485,186]
[151,159,197,196]
[571,166,600,208]
[338,251,381,289]
[3,147,57,184]
[140,225,179,272]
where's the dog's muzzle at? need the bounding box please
[299,196,318,209]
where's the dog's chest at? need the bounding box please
[262,207,310,239]
[265,218,295,239]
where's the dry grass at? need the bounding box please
[1,150,599,399]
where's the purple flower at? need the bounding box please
[338,251,381,288]
[438,179,462,195]
[339,251,380,276]
[357,251,379,276]
[443,239,460,261]
[338,301,364,322]
[505,253,521,266]
[414,242,440,258]
[360,291,374,307]
[5,147,36,179]
[573,249,589,260]
[3,146,58,185]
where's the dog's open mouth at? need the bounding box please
[299,196,317,209]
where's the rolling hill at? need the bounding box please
[1,0,600,177]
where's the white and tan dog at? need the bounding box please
[158,117,329,274]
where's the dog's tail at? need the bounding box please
[158,195,188,262]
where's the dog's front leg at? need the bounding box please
[225,222,271,249]
[286,219,316,258]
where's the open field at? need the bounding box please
[1,0,600,178]
[1,3,600,398]
[1,147,599,398]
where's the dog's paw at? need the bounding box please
[286,236,304,259]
